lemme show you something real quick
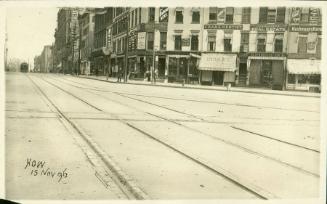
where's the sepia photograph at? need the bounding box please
[0,0,326,203]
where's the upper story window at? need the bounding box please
[240,32,249,52]
[175,9,183,23]
[257,34,266,52]
[160,32,167,50]
[208,35,216,51]
[224,31,232,52]
[259,7,285,24]
[191,35,199,51]
[192,11,200,23]
[274,34,284,52]
[225,7,234,24]
[174,35,182,50]
[149,7,155,22]
[147,32,154,50]
[242,7,251,24]
[209,7,217,21]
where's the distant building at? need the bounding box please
[78,8,95,75]
[39,45,53,73]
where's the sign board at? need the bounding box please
[204,24,243,30]
[290,8,301,24]
[309,8,320,25]
[217,8,225,23]
[289,25,322,32]
[159,7,169,22]
[137,32,146,50]
[199,53,237,71]
[250,24,287,32]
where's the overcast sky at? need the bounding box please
[6,7,59,64]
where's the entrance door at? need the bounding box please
[213,71,224,85]
[239,63,247,86]
[139,57,145,78]
[158,58,166,78]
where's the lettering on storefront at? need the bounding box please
[248,52,285,58]
[250,24,287,32]
[137,32,146,50]
[290,25,322,32]
[204,24,243,30]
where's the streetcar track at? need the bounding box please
[59,75,319,113]
[45,75,320,176]
[35,74,271,199]
[27,75,148,200]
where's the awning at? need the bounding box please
[287,59,320,74]
[190,53,201,59]
[198,53,237,71]
[57,63,62,68]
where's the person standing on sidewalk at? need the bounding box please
[117,68,122,82]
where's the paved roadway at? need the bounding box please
[5,72,320,200]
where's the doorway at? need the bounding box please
[213,71,224,85]
[158,57,166,78]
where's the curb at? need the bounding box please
[77,75,320,98]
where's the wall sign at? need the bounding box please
[159,7,169,22]
[289,25,322,32]
[137,32,146,50]
[204,24,243,30]
[182,38,190,47]
[250,24,287,32]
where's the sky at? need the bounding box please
[6,7,59,66]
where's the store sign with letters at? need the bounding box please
[204,24,243,30]
[159,7,169,22]
[137,32,146,50]
[250,24,287,32]
[290,25,322,32]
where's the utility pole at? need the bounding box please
[124,10,129,83]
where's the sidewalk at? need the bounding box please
[77,74,320,98]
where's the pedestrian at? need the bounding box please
[117,68,122,82]
[154,68,158,83]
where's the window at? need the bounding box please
[257,34,266,52]
[117,38,121,52]
[301,8,309,23]
[174,35,182,50]
[224,39,232,52]
[276,7,286,23]
[131,11,134,27]
[176,10,183,23]
[191,35,199,51]
[113,41,116,53]
[160,32,167,50]
[135,9,138,26]
[242,7,251,24]
[274,34,283,52]
[259,7,268,23]
[139,8,142,24]
[147,32,154,50]
[149,7,155,22]
[267,8,276,23]
[208,35,216,51]
[298,36,307,54]
[209,7,217,21]
[240,33,249,52]
[192,11,200,23]
[225,7,234,24]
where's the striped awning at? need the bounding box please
[287,59,320,74]
[198,53,237,71]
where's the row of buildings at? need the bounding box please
[41,7,322,91]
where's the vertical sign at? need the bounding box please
[137,32,146,49]
[217,8,226,23]
[290,8,301,24]
[106,28,111,51]
[309,8,320,25]
[159,7,169,22]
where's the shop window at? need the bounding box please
[191,35,199,51]
[242,7,251,24]
[257,35,266,52]
[298,36,307,54]
[208,35,216,51]
[175,10,183,23]
[240,33,249,52]
[276,7,286,23]
[224,39,232,52]
[169,58,177,75]
[308,75,321,85]
[147,32,154,50]
[259,7,268,23]
[160,32,167,50]
[262,60,273,86]
[189,58,199,76]
[288,74,296,84]
[149,7,155,22]
[192,11,200,23]
[209,7,217,21]
[225,7,234,24]
[174,35,182,50]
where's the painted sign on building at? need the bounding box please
[290,8,301,24]
[217,8,225,23]
[250,24,287,32]
[137,32,146,49]
[309,8,320,25]
[204,24,243,30]
[182,38,190,47]
[289,25,322,32]
[159,7,169,22]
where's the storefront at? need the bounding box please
[198,53,237,86]
[247,53,286,90]
[286,59,321,92]
[91,47,110,76]
[167,54,199,84]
